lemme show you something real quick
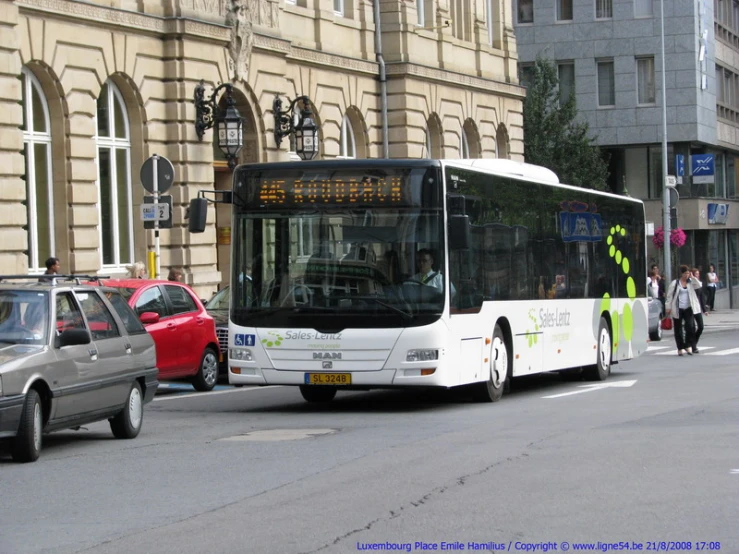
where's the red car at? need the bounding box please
[102,279,220,391]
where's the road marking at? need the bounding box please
[646,345,671,351]
[706,347,739,356]
[730,469,739,475]
[542,379,637,399]
[153,385,283,401]
[654,346,715,356]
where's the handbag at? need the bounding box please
[660,317,673,331]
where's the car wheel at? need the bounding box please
[584,316,611,381]
[12,389,43,463]
[472,324,507,402]
[110,381,144,439]
[299,385,337,403]
[192,347,219,391]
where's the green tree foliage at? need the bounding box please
[523,56,610,191]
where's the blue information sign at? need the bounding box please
[675,154,685,177]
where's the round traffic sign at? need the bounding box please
[140,155,175,194]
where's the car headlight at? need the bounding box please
[406,349,439,362]
[0,375,3,396]
[230,348,253,362]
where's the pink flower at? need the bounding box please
[652,226,686,249]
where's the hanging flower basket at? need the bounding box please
[652,226,686,249]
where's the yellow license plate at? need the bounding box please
[304,373,352,385]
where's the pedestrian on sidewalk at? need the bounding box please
[691,267,709,352]
[706,263,719,311]
[666,265,702,356]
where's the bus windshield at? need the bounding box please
[229,164,446,329]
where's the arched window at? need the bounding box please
[22,68,54,273]
[427,115,443,159]
[339,115,356,159]
[496,124,510,159]
[96,81,133,269]
[424,125,432,158]
[460,130,470,158]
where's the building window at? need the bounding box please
[486,0,494,44]
[96,81,133,269]
[416,0,424,26]
[334,0,343,16]
[424,126,432,158]
[339,115,356,159]
[518,0,533,23]
[558,62,575,106]
[637,57,656,104]
[557,0,573,21]
[596,0,612,19]
[634,0,653,18]
[519,63,536,89]
[21,68,54,273]
[597,60,616,107]
[450,0,470,40]
[461,129,470,158]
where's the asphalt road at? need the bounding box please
[1,330,737,554]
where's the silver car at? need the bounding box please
[0,277,158,462]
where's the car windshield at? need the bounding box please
[0,290,49,345]
[206,286,230,311]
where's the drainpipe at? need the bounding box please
[374,0,389,158]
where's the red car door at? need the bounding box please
[162,284,207,376]
[133,285,181,377]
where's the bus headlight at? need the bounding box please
[406,349,438,362]
[230,348,253,362]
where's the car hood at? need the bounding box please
[207,310,229,326]
[0,344,45,368]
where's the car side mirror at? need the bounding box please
[58,328,91,347]
[139,312,160,324]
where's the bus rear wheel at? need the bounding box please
[299,386,337,403]
[584,316,611,381]
[473,325,508,402]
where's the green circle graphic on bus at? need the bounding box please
[601,224,640,347]
[527,309,539,348]
[261,331,284,348]
[622,303,634,341]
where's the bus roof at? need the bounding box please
[234,158,642,205]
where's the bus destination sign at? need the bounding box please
[257,177,404,207]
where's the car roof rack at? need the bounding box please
[0,275,110,285]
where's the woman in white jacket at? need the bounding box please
[665,264,702,356]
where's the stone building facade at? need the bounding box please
[0,0,525,296]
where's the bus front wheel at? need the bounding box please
[585,317,611,381]
[473,325,508,402]
[299,385,337,403]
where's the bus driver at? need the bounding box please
[407,249,456,300]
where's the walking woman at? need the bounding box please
[665,265,703,356]
[705,263,719,311]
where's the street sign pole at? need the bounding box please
[153,154,160,279]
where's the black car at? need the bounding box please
[205,286,229,375]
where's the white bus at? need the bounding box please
[190,159,648,403]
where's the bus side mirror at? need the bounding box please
[187,197,208,233]
[448,215,470,250]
